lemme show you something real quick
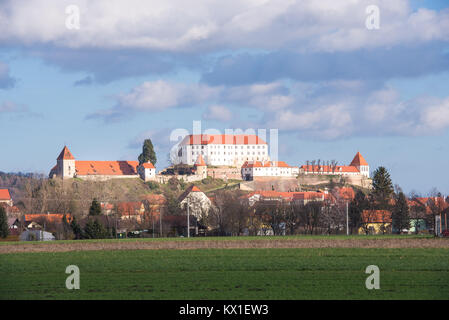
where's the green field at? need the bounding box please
[1,247,448,300]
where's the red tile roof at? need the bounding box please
[0,189,11,200]
[195,155,206,166]
[301,165,360,173]
[292,192,325,201]
[361,210,392,223]
[142,162,155,169]
[24,214,72,223]
[75,161,139,176]
[117,202,144,216]
[178,185,205,202]
[334,187,356,201]
[181,134,267,145]
[57,146,75,160]
[350,152,368,166]
[143,194,167,205]
[242,161,292,168]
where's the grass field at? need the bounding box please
[1,247,449,300]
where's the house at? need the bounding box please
[173,134,269,167]
[49,146,156,181]
[358,210,392,234]
[408,197,449,234]
[142,194,167,219]
[245,190,327,206]
[100,202,115,215]
[178,185,212,219]
[162,214,204,237]
[241,160,299,180]
[8,217,21,235]
[117,202,146,222]
[0,189,13,206]
[23,213,72,229]
[20,230,55,241]
[300,152,370,178]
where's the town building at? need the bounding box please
[300,152,370,178]
[241,160,299,181]
[178,185,212,219]
[173,134,269,167]
[245,190,327,206]
[49,146,155,181]
[0,189,13,206]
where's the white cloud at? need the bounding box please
[89,78,449,140]
[115,80,221,111]
[419,97,449,131]
[202,105,233,122]
[0,0,447,52]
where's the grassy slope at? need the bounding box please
[1,248,448,300]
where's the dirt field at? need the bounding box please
[1,237,448,253]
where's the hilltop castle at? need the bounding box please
[49,146,156,181]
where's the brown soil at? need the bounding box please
[1,238,448,254]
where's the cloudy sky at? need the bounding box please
[0,0,448,194]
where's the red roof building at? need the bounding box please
[0,189,13,206]
[300,152,370,178]
[174,134,270,167]
[50,146,155,181]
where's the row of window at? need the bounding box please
[189,145,266,149]
[192,151,265,156]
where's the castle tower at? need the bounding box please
[194,155,207,179]
[350,152,369,178]
[57,146,76,179]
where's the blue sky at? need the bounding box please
[0,0,448,195]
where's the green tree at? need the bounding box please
[0,206,9,238]
[371,166,394,209]
[84,218,107,239]
[70,216,83,239]
[138,139,157,165]
[392,191,410,234]
[349,191,368,234]
[89,198,102,216]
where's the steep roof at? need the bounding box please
[195,154,206,166]
[181,134,267,145]
[142,162,155,169]
[57,146,75,160]
[0,189,11,200]
[75,161,139,176]
[350,152,368,166]
[178,185,204,202]
[117,202,144,216]
[242,161,292,168]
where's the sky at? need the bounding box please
[0,0,448,195]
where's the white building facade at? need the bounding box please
[173,134,269,167]
[241,161,299,181]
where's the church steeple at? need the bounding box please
[350,152,369,178]
[56,146,76,179]
[57,146,75,160]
